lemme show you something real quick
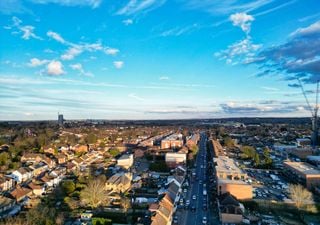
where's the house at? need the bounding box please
[11,167,34,183]
[105,173,132,193]
[41,157,56,169]
[44,147,56,155]
[150,194,174,225]
[117,154,134,169]
[0,195,16,214]
[218,192,244,224]
[20,153,42,163]
[56,154,67,164]
[29,162,48,177]
[0,176,15,192]
[28,182,45,196]
[9,185,32,202]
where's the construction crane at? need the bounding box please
[298,79,319,148]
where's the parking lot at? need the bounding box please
[245,169,292,202]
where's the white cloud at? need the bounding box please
[215,38,262,64]
[6,17,42,40]
[70,63,93,77]
[122,19,133,26]
[159,76,169,80]
[28,58,49,67]
[30,0,102,8]
[104,47,119,55]
[128,93,145,101]
[160,24,198,37]
[117,0,166,15]
[47,31,119,60]
[47,30,66,44]
[113,61,124,69]
[230,12,254,34]
[290,20,320,37]
[20,25,42,40]
[47,60,65,75]
[61,47,82,60]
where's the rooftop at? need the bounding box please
[284,161,320,175]
[214,156,244,174]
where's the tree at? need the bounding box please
[289,184,313,210]
[190,145,198,155]
[80,176,110,209]
[109,148,120,157]
[253,153,260,166]
[223,137,234,148]
[241,146,256,159]
[61,180,76,195]
[0,152,9,166]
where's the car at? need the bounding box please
[192,195,196,200]
[183,188,187,193]
[203,204,207,211]
[186,200,190,206]
[179,198,184,204]
[173,216,178,224]
[191,205,196,212]
[202,216,207,224]
[199,180,202,184]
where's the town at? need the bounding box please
[0,117,319,225]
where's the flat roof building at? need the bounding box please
[214,157,252,200]
[283,161,320,190]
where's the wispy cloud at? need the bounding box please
[215,12,262,65]
[30,0,101,8]
[122,19,133,25]
[183,0,274,15]
[27,58,49,67]
[5,16,42,40]
[70,63,93,77]
[128,93,145,101]
[46,31,119,61]
[159,76,169,80]
[117,0,166,16]
[160,24,198,37]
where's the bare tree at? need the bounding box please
[80,176,110,209]
[289,184,313,210]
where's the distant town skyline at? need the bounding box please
[1,0,320,120]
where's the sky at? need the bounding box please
[1,0,320,120]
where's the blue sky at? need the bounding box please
[1,0,320,120]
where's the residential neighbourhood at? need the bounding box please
[0,118,319,224]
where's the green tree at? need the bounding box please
[109,148,120,157]
[0,152,9,166]
[223,137,234,148]
[61,180,76,195]
[253,153,260,166]
[241,146,256,159]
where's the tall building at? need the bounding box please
[58,114,64,126]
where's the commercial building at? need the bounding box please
[283,161,320,190]
[161,134,183,149]
[58,114,64,126]
[215,157,252,200]
[165,152,186,168]
[215,157,248,180]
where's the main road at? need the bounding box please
[181,132,220,225]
